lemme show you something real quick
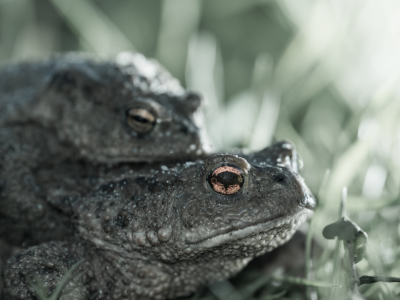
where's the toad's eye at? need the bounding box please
[207,164,245,195]
[126,108,156,133]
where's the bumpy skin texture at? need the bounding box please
[1,142,315,300]
[0,52,210,246]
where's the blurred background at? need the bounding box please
[1,0,400,299]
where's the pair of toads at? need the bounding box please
[0,52,315,300]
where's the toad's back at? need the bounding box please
[0,59,53,125]
[0,52,186,126]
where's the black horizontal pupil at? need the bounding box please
[212,172,242,189]
[131,115,152,124]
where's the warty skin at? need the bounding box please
[0,52,211,246]
[1,142,315,300]
[0,52,210,163]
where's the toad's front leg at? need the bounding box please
[1,241,86,300]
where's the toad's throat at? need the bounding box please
[186,208,311,250]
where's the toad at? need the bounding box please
[0,52,210,246]
[0,141,315,300]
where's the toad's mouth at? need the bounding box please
[186,206,313,250]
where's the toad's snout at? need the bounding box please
[252,165,316,211]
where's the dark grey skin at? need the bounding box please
[1,142,315,300]
[0,137,299,247]
[0,52,211,246]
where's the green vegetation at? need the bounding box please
[26,260,83,300]
[1,0,400,299]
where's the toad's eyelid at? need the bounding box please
[204,155,250,174]
[127,108,155,123]
[130,99,172,122]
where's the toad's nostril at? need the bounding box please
[272,173,286,183]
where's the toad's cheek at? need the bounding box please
[184,208,312,249]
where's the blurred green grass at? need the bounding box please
[1,0,400,299]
